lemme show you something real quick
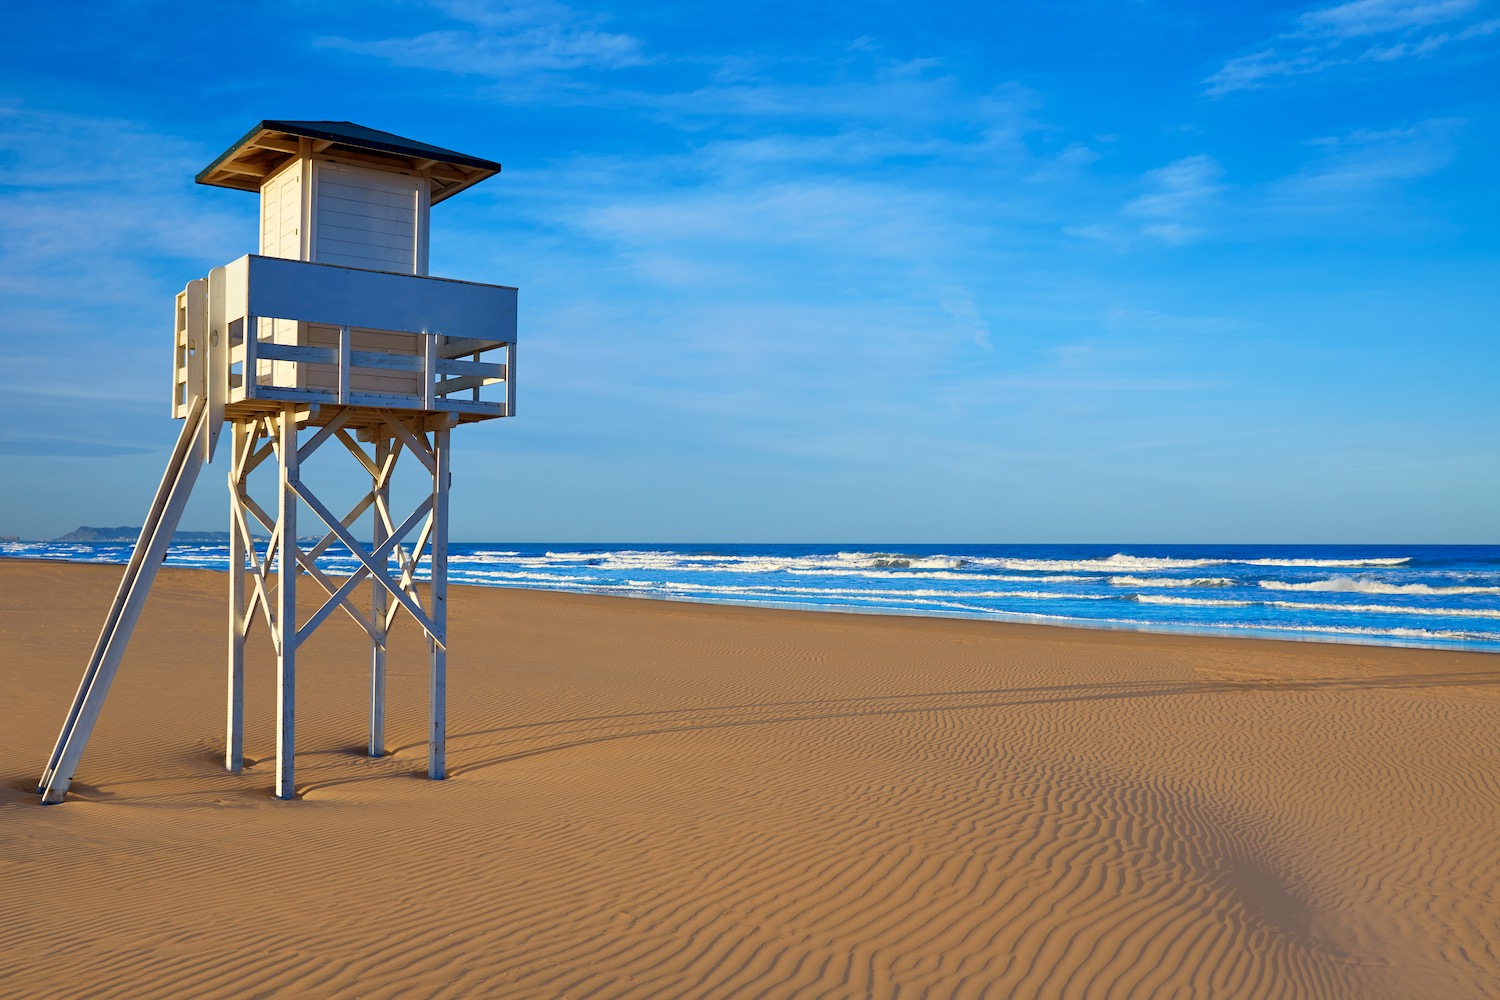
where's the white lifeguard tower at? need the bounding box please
[39,121,516,802]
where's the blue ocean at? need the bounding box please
[6,540,1498,652]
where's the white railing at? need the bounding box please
[174,255,516,421]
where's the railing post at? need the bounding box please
[242,314,258,400]
[422,333,436,411]
[505,342,516,417]
[337,325,351,405]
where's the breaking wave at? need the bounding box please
[1260,577,1500,597]
[1109,576,1236,588]
[4,540,1495,652]
[1241,557,1411,567]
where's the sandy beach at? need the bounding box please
[2,558,1497,999]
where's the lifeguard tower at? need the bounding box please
[39,121,516,803]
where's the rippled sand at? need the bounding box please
[2,560,1497,998]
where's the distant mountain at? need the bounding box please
[54,526,233,543]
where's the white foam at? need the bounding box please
[658,581,1113,602]
[789,569,1096,583]
[1109,575,1236,588]
[456,570,598,584]
[1242,557,1411,567]
[1136,594,1252,607]
[1260,577,1500,597]
[1265,599,1500,620]
[968,553,1226,572]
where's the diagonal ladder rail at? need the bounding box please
[38,397,213,803]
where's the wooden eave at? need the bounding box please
[196,122,500,204]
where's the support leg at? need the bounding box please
[275,406,298,799]
[39,398,211,802]
[428,425,450,780]
[369,436,389,757]
[226,419,246,773]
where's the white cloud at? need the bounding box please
[1122,154,1225,244]
[318,0,645,78]
[1206,0,1498,93]
[1297,0,1478,37]
[0,107,244,296]
[1269,119,1459,207]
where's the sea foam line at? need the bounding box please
[1109,575,1236,588]
[1260,577,1500,597]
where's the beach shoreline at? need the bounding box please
[3,559,1497,998]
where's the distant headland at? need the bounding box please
[51,526,232,543]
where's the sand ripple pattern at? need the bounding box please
[2,565,1498,998]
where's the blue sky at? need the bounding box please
[1,0,1496,542]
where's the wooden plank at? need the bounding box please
[293,559,374,648]
[233,487,276,651]
[290,481,439,638]
[257,342,336,365]
[39,398,212,802]
[295,405,351,465]
[242,315,258,400]
[422,336,436,411]
[314,241,413,270]
[435,357,505,378]
[306,370,420,395]
[416,175,430,276]
[429,425,450,780]
[249,135,300,154]
[317,201,418,226]
[250,385,337,403]
[227,419,247,774]
[434,398,506,416]
[438,337,509,358]
[370,436,390,757]
[318,175,417,202]
[435,373,503,396]
[506,342,516,417]
[219,163,269,178]
[275,406,298,800]
[337,326,351,405]
[315,219,416,249]
[349,350,425,372]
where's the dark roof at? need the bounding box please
[196,120,500,204]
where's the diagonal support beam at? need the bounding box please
[293,508,427,648]
[39,397,212,803]
[289,479,441,643]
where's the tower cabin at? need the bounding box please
[182,119,515,426]
[39,121,516,804]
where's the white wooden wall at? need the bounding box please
[313,161,425,276]
[254,155,433,388]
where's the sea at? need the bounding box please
[5,540,1498,653]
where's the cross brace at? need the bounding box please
[227,407,453,798]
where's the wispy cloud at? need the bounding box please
[1121,155,1225,244]
[1297,0,1478,36]
[317,0,646,78]
[1269,119,1460,208]
[0,106,243,312]
[1206,0,1499,94]
[1068,154,1227,246]
[1070,117,1455,248]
